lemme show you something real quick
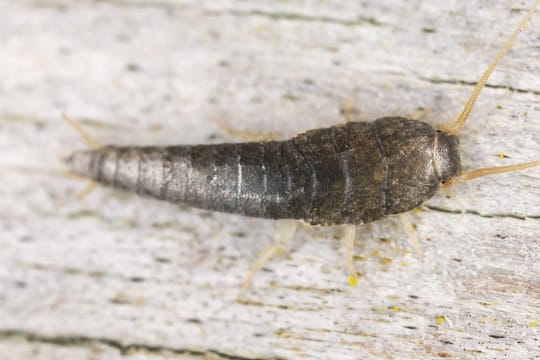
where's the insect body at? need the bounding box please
[67,117,460,226]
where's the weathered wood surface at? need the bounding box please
[1,0,539,359]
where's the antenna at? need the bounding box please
[441,0,539,136]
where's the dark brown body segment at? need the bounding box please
[67,117,461,225]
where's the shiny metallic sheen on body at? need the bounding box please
[66,117,461,225]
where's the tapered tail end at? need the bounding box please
[64,150,95,178]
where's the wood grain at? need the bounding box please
[1,0,539,359]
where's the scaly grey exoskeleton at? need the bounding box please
[67,118,460,226]
[66,1,540,290]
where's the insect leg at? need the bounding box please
[343,225,359,286]
[75,181,98,200]
[442,185,466,215]
[441,0,539,136]
[341,96,356,123]
[212,117,281,141]
[410,107,432,121]
[399,213,423,255]
[238,219,298,297]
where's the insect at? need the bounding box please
[66,1,540,291]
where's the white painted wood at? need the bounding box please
[1,0,539,359]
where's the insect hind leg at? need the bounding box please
[238,220,298,298]
[212,117,281,141]
[344,225,361,286]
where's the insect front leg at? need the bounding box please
[238,219,298,298]
[399,213,423,255]
[409,108,432,121]
[341,96,357,123]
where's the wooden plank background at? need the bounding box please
[1,0,539,359]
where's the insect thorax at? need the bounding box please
[373,117,460,216]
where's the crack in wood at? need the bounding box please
[418,77,540,96]
[26,0,388,27]
[225,9,386,27]
[425,205,540,220]
[0,329,280,360]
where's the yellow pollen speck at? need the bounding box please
[413,208,422,214]
[531,321,537,327]
[276,248,284,255]
[371,250,381,257]
[437,316,445,325]
[498,151,506,158]
[392,306,400,312]
[348,276,358,286]
[379,257,393,265]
